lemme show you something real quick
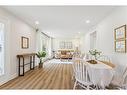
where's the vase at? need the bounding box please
[39,63,43,68]
[38,59,43,68]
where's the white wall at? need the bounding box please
[0,8,37,85]
[80,33,90,53]
[81,7,127,76]
[53,38,80,51]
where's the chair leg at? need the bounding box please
[95,85,98,90]
[73,80,77,89]
[86,85,90,89]
[71,75,74,81]
[71,74,75,81]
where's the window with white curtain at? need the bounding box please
[0,22,4,76]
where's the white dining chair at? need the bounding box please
[72,53,84,81]
[86,54,96,60]
[111,67,127,89]
[72,58,93,89]
[73,52,81,58]
[80,53,86,59]
[97,55,111,62]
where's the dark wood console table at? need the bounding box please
[17,53,36,76]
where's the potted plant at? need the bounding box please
[89,49,101,60]
[36,51,46,68]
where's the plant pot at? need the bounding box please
[39,63,43,68]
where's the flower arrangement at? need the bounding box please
[89,49,101,60]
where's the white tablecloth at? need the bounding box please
[87,61,114,88]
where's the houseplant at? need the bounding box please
[36,51,46,68]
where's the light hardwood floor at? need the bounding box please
[0,61,73,89]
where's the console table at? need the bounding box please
[17,53,36,76]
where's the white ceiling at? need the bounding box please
[3,6,116,38]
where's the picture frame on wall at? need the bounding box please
[21,36,29,49]
[114,25,126,40]
[114,25,126,53]
[115,40,126,53]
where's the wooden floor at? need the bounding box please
[0,60,73,89]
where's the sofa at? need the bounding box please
[55,50,74,59]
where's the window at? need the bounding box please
[59,41,73,49]
[0,22,4,76]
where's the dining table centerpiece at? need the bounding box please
[89,49,101,60]
[87,60,97,64]
[88,49,102,64]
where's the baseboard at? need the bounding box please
[0,78,8,86]
[10,73,18,80]
[0,73,18,86]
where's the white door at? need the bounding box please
[0,22,4,76]
[0,20,10,85]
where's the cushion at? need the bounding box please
[61,51,67,55]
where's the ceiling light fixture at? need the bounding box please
[35,21,39,25]
[86,20,90,24]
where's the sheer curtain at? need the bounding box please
[0,22,4,76]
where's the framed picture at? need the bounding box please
[21,36,29,49]
[115,40,126,53]
[114,25,126,40]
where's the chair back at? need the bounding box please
[72,58,88,82]
[85,54,95,60]
[97,55,116,68]
[73,52,81,58]
[80,53,85,59]
[97,55,111,62]
[121,67,127,85]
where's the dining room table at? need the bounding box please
[86,60,115,89]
